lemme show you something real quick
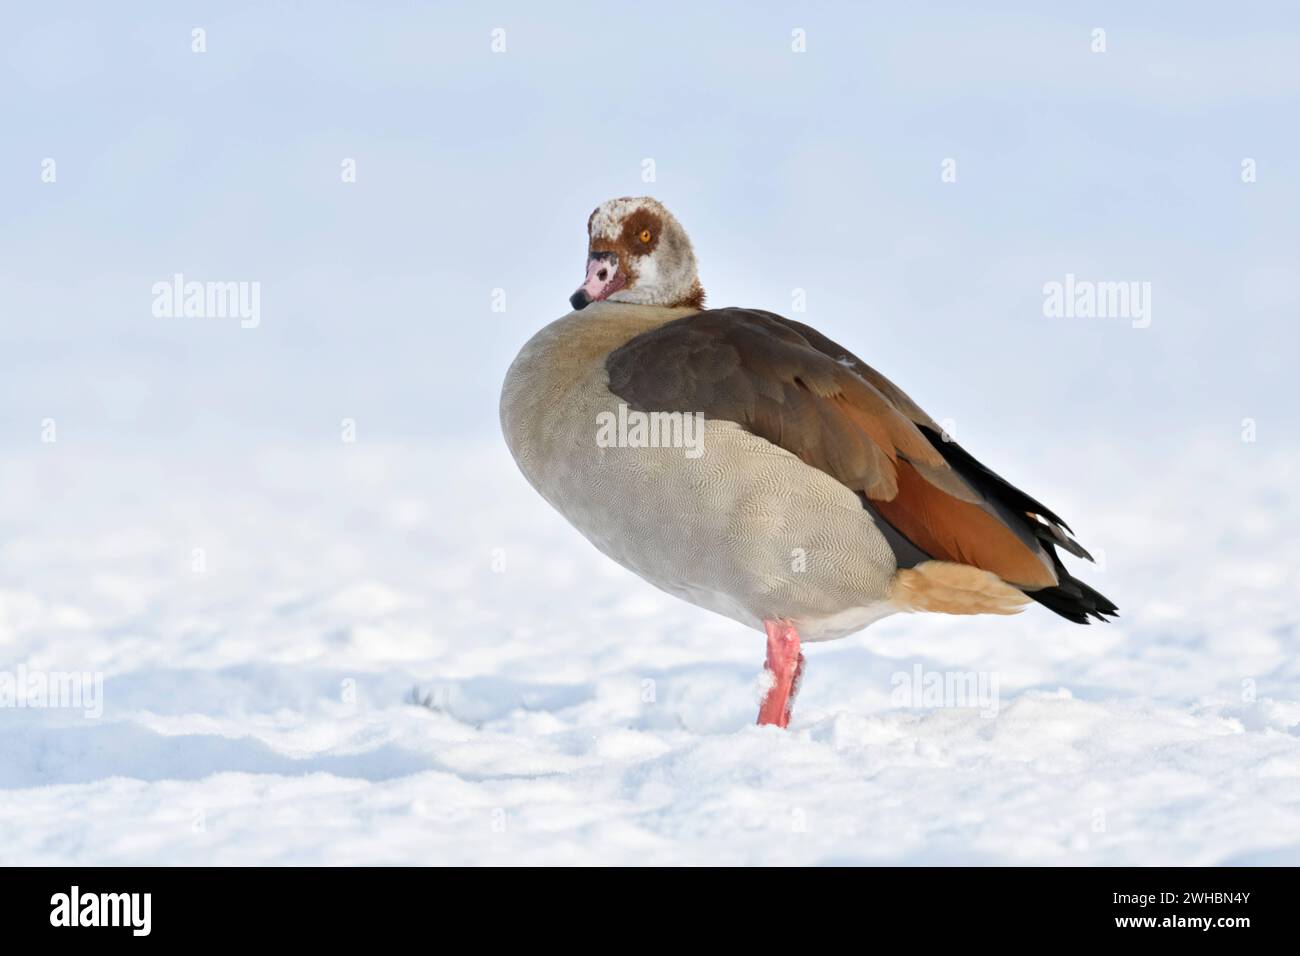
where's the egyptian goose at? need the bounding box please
[500,197,1116,728]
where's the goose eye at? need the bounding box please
[639,229,652,243]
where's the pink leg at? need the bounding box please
[757,619,805,728]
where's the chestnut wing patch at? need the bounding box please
[605,308,1075,593]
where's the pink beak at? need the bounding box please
[570,253,626,310]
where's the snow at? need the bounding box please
[2,435,1299,865]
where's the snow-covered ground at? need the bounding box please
[2,434,1298,865]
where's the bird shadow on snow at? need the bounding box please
[0,716,441,790]
[98,662,593,726]
[0,661,653,790]
[0,663,454,790]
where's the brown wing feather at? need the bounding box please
[873,461,1057,588]
[604,308,1058,588]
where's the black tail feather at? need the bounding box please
[919,427,1074,532]
[1026,551,1119,624]
[918,427,1118,625]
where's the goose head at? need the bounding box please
[570,197,705,311]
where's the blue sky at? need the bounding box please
[3,1,1297,455]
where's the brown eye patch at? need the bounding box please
[620,209,662,253]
